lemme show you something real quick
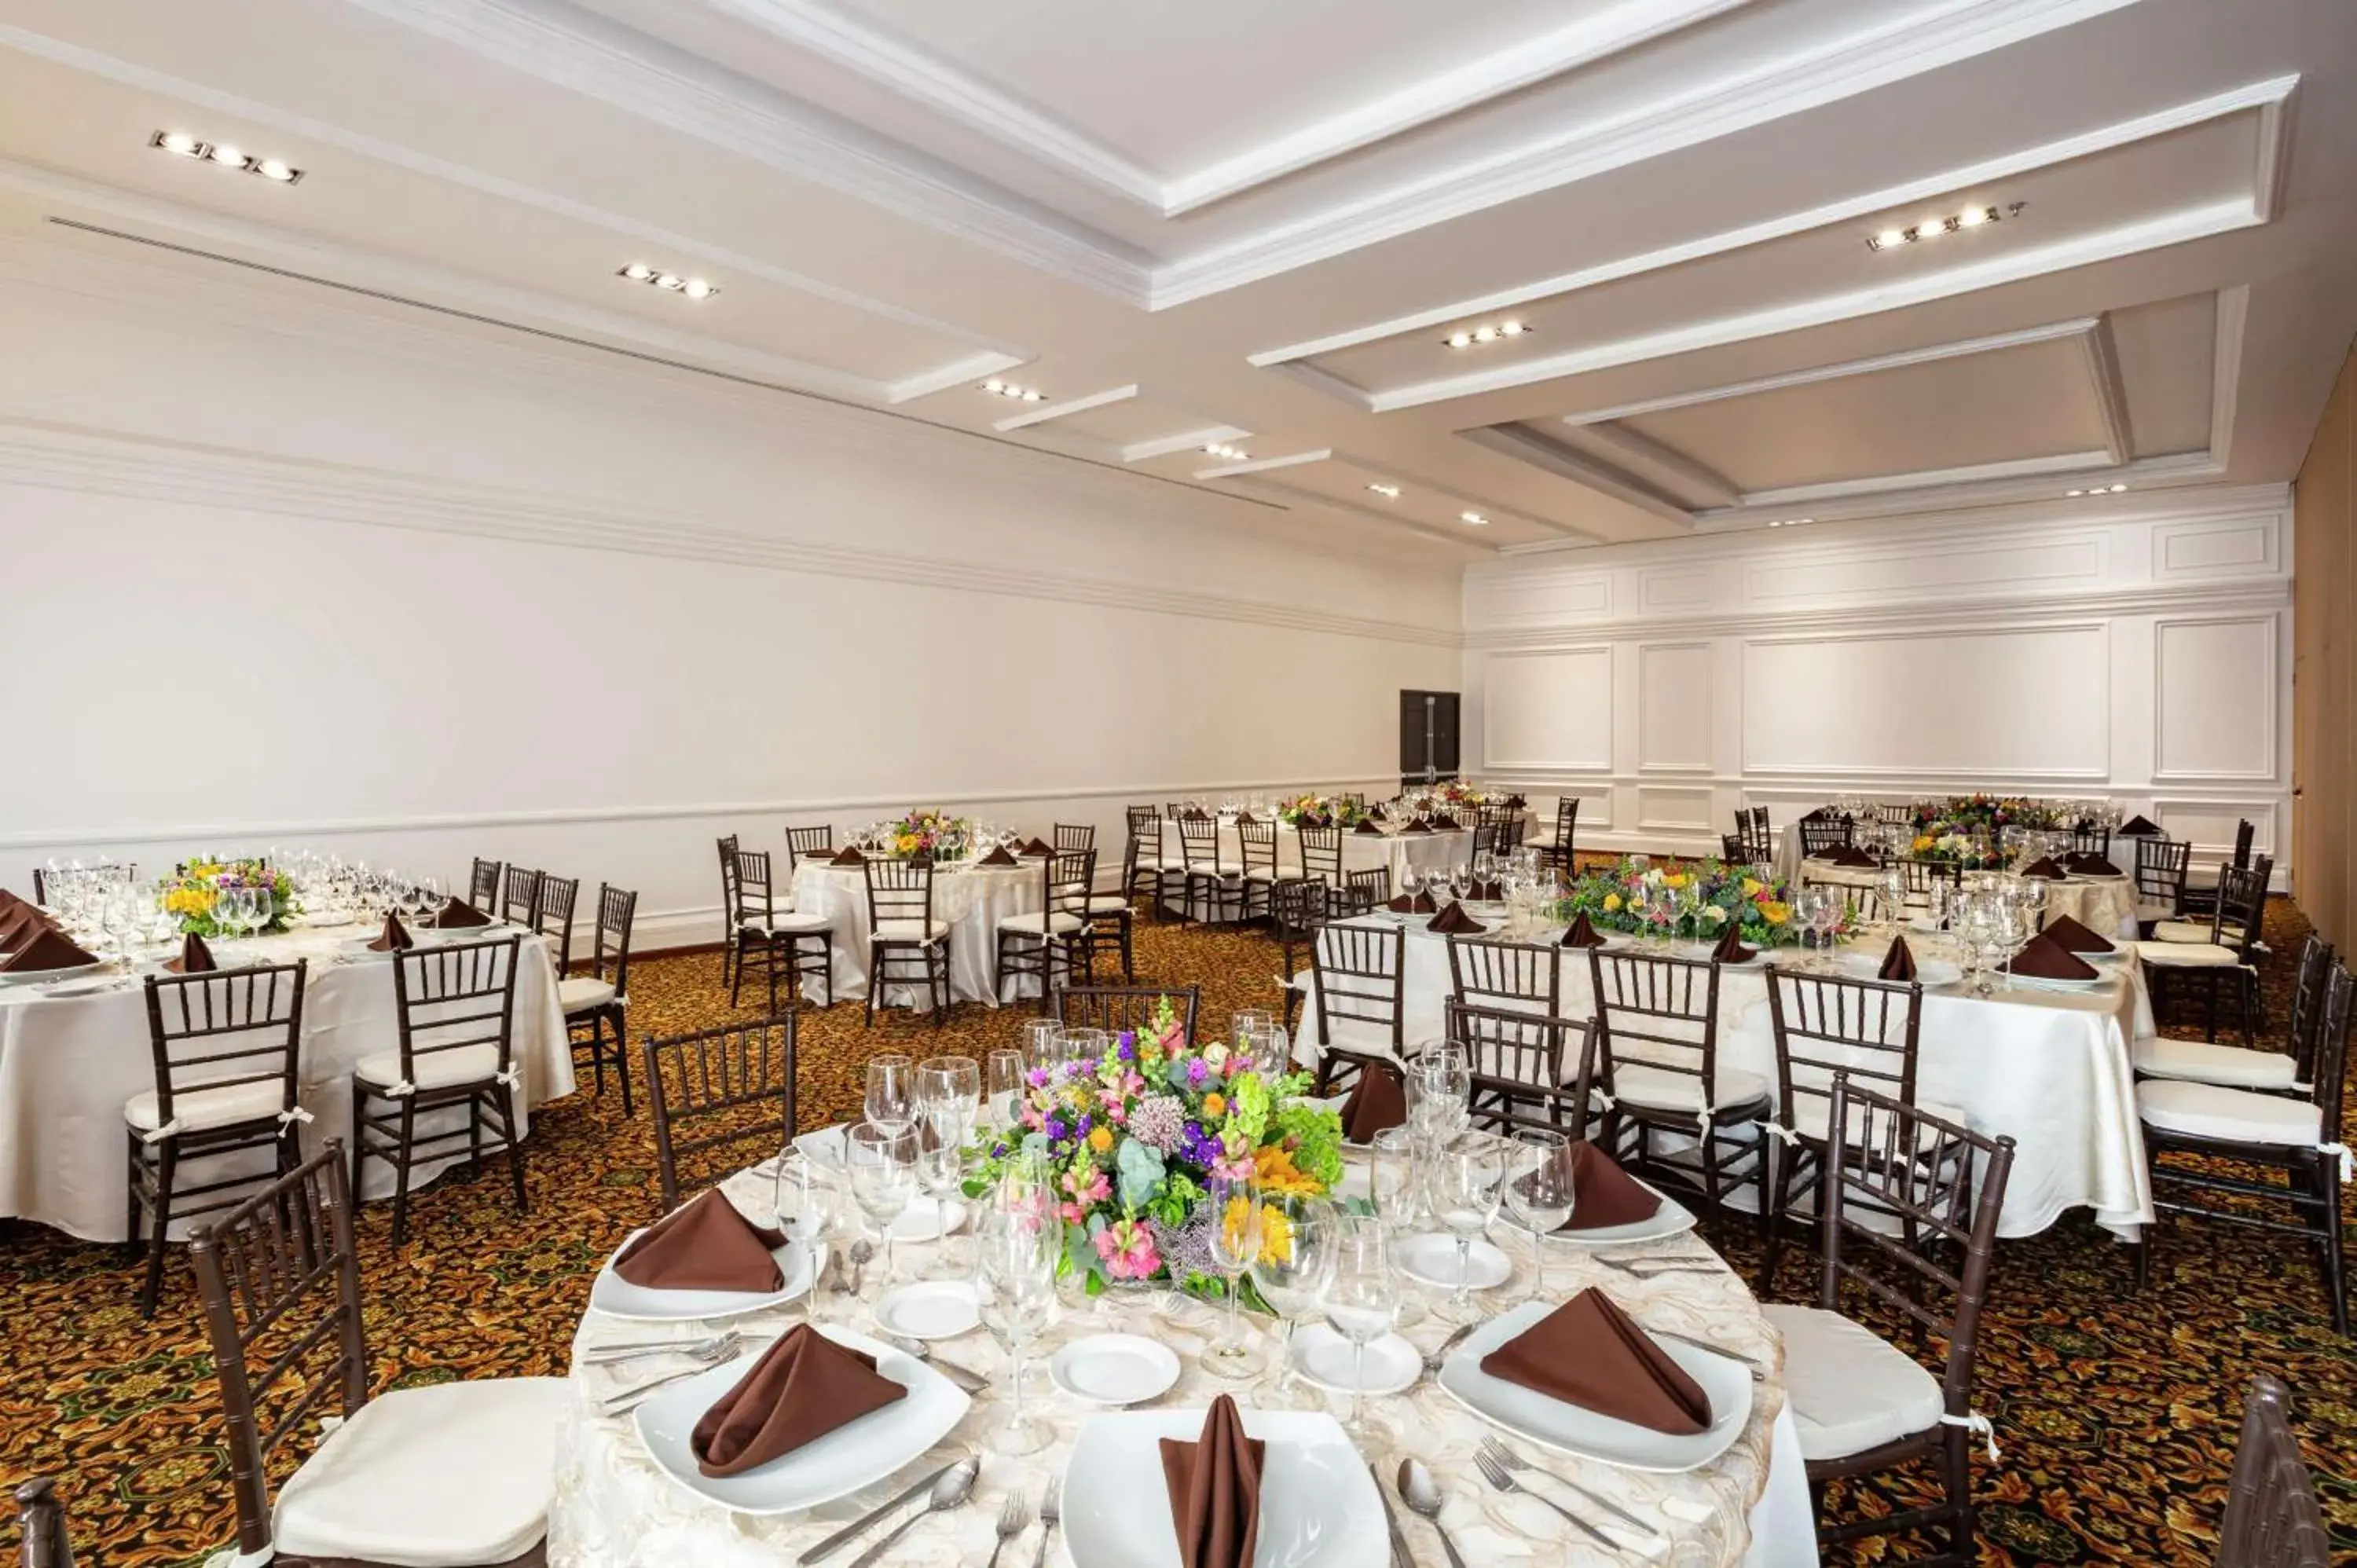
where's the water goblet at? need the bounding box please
[1249,1195,1336,1409]
[1017,1018,1064,1075]
[984,1049,1027,1136]
[1203,1175,1266,1379]
[1321,1216,1401,1445]
[845,1121,915,1291]
[977,1201,1061,1456]
[864,1055,915,1135]
[1505,1130,1574,1301]
[1432,1138,1506,1321]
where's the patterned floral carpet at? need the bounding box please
[2,900,2352,1566]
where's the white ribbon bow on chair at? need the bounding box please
[1754,1119,1802,1146]
[2321,1142,2354,1184]
[495,1064,522,1090]
[276,1105,314,1137]
[1940,1410,2001,1463]
[141,1119,182,1145]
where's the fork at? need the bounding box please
[1030,1478,1061,1568]
[598,1339,742,1412]
[1592,1254,1722,1278]
[581,1331,744,1367]
[986,1489,1029,1568]
[1475,1437,1659,1541]
[1471,1448,1619,1553]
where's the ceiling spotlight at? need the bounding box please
[623,262,654,282]
[1459,511,1490,526]
[1366,482,1401,499]
[1956,206,1988,228]
[153,130,205,159]
[1443,320,1534,350]
[1875,229,1907,250]
[981,380,1044,401]
[2066,489,2084,497]
[618,265,718,299]
[154,130,303,183]
[2110,482,2127,493]
[683,278,713,299]
[1867,203,2009,251]
[254,158,299,183]
[654,273,684,291]
[207,144,250,170]
[1023,390,1044,401]
[984,379,1005,393]
[1473,325,1497,343]
[1202,442,1250,462]
[1767,516,1816,528]
[1500,320,1526,336]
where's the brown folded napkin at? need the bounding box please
[1159,1394,1263,1568]
[1021,837,1055,857]
[615,1189,788,1293]
[1468,879,1505,901]
[0,904,50,947]
[976,844,1019,868]
[1183,808,1211,821]
[2007,931,2099,981]
[367,912,413,953]
[1401,821,1433,834]
[0,889,54,929]
[436,896,493,929]
[1479,1288,1711,1434]
[1235,812,1256,826]
[165,932,218,975]
[1352,820,1384,835]
[2120,815,2162,836]
[0,927,97,973]
[1339,1063,1406,1142]
[1878,935,1918,982]
[2018,857,2067,880]
[1709,923,1756,964]
[2065,852,2123,877]
[1554,1141,1662,1232]
[1428,812,1461,830]
[1829,845,1878,868]
[2040,913,2115,955]
[831,845,867,866]
[1561,911,1606,949]
[691,1324,907,1478]
[1428,900,1486,936]
[1506,794,1527,808]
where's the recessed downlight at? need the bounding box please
[1765,516,1816,529]
[1366,482,1401,499]
[1865,202,2020,252]
[981,379,1045,401]
[619,264,719,300]
[151,130,302,184]
[1442,319,1531,350]
[1459,511,1490,526]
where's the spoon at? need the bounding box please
[847,1238,876,1296]
[1396,1457,1468,1568]
[846,1456,977,1568]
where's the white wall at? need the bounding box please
[0,237,1461,948]
[1464,494,2295,881]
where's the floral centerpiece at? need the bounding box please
[1274,793,1369,830]
[163,858,299,935]
[966,998,1345,1299]
[1434,779,1496,809]
[1552,856,1842,948]
[880,809,973,861]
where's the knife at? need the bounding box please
[796,1457,959,1565]
[1371,1460,1416,1566]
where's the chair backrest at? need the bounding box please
[389,938,522,1086]
[1310,923,1405,1055]
[2302,965,2354,1138]
[1123,805,1160,881]
[1043,849,1095,922]
[717,835,742,933]
[467,858,502,910]
[188,1143,369,1559]
[734,848,779,928]
[1341,866,1390,915]
[2282,936,2337,1085]
[1871,803,1912,827]
[143,962,308,1130]
[1268,876,1330,946]
[1175,815,1229,874]
[499,865,541,927]
[13,1478,71,1568]
[862,857,937,936]
[1237,820,1280,880]
[1897,857,1961,896]
[1054,984,1202,1042]
[2218,857,2274,955]
[2135,837,2192,908]
[27,868,47,907]
[1586,950,1728,1108]
[1764,969,1923,1138]
[1816,1075,2016,1431]
[1054,823,1096,854]
[1444,998,1597,1141]
[1446,938,1562,1016]
[2230,818,2257,872]
[1720,833,1748,864]
[2215,1375,2331,1568]
[1798,815,1853,856]
[643,1015,799,1212]
[588,883,637,995]
[1493,815,1527,855]
[784,825,834,870]
[1550,797,1580,862]
[1298,826,1343,884]
[533,873,579,970]
[2070,821,2113,859]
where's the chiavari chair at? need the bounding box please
[1446,937,1562,1017]
[2135,962,2353,1336]
[1297,825,1343,888]
[13,1478,71,1568]
[2134,836,2193,925]
[563,884,638,1114]
[2215,1375,2331,1567]
[2183,818,2259,920]
[1054,822,1096,855]
[1237,819,1283,920]
[498,865,541,929]
[1122,804,1171,924]
[2136,859,2273,1044]
[530,872,578,973]
[1446,998,1597,1141]
[863,857,949,1028]
[1586,948,1769,1233]
[1798,812,1853,859]
[1721,833,1750,865]
[643,1015,799,1213]
[350,936,526,1247]
[784,823,834,871]
[126,960,310,1317]
[1871,803,1913,828]
[189,1145,563,1566]
[996,849,1095,1013]
[2134,935,2334,1097]
[717,834,743,990]
[1268,878,1331,1035]
[1762,1075,2015,1566]
[728,848,832,1013]
[1738,806,1774,866]
[1054,984,1201,1043]
[1175,813,1247,924]
[2069,820,2113,860]
[1339,866,1390,916]
[467,857,502,911]
[1898,857,1963,898]
[1307,921,1406,1094]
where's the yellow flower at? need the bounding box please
[1257,1204,1293,1266]
[1603,893,1622,912]
[1252,1144,1322,1197]
[1201,1092,1226,1119]
[1663,873,1686,889]
[1759,901,1791,925]
[1913,834,1934,853]
[1740,877,1761,896]
[1087,1126,1114,1154]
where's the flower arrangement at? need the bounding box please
[881,810,973,861]
[163,858,299,935]
[1274,793,1369,830]
[1434,779,1496,809]
[1552,856,1842,949]
[966,998,1345,1299]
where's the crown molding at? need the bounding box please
[2209,284,2251,471]
[2079,314,2134,466]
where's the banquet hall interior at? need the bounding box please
[8,1,2357,1564]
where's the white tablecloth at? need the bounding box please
[0,921,572,1242]
[548,1159,1817,1566]
[1154,820,1479,919]
[1794,861,2142,940]
[790,861,1044,1007]
[1299,914,2157,1240]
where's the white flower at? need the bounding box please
[1202,1042,1229,1071]
[1700,906,1727,923]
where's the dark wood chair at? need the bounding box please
[125,961,310,1317]
[1587,948,1769,1235]
[564,883,638,1114]
[995,849,1095,1013]
[2216,1374,2331,1567]
[863,858,948,1028]
[189,1142,563,1566]
[13,1478,71,1568]
[1054,822,1096,855]
[1761,1074,2016,1566]
[1298,826,1343,888]
[1308,922,1406,1095]
[1339,866,1390,915]
[1174,814,1247,923]
[2135,962,2353,1335]
[1798,812,1853,859]
[1237,820,1283,921]
[2134,836,2193,924]
[2139,858,2273,1044]
[1269,878,1331,1036]
[530,872,578,973]
[498,866,541,929]
[1536,797,1580,874]
[2069,821,2114,860]
[1899,857,1963,897]
[1123,804,1170,921]
[717,833,743,991]
[350,937,526,1247]
[467,857,502,911]
[729,848,831,1013]
[2134,933,2332,1095]
[1446,937,1562,1016]
[1445,998,1597,1140]
[1054,984,1202,1042]
[2182,817,2260,919]
[643,1015,799,1213]
[784,824,834,871]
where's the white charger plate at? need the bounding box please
[39,974,119,998]
[1436,1299,1754,1473]
[2002,965,2109,991]
[0,961,104,987]
[794,1125,849,1170]
[1396,1233,1512,1291]
[1543,1179,1699,1250]
[1061,1409,1387,1568]
[1287,1324,1418,1395]
[587,1229,820,1323]
[1049,1333,1182,1406]
[889,1196,967,1243]
[1835,952,1964,988]
[873,1280,979,1341]
[632,1325,968,1515]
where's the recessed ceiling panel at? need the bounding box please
[2110,291,2218,456]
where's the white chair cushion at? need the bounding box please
[2132,1035,2299,1091]
[2151,920,2218,944]
[1761,1304,1945,1463]
[1790,1094,1967,1147]
[123,1079,288,1134]
[870,919,941,943]
[1086,896,1132,914]
[2136,1079,2322,1146]
[998,911,1086,936]
[557,976,617,1015]
[1611,1063,1770,1116]
[273,1377,566,1567]
[355,1044,503,1094]
[747,911,832,936]
[2130,940,2243,969]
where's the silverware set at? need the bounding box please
[596,1333,759,1412]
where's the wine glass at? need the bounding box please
[1432,1138,1506,1321]
[984,1049,1027,1137]
[1369,1126,1419,1233]
[977,1197,1061,1456]
[916,1055,980,1141]
[1505,1130,1575,1301]
[845,1122,915,1291]
[1204,1175,1266,1379]
[1408,1047,1472,1145]
[1018,1018,1065,1075]
[1062,1028,1109,1078]
[1321,1215,1402,1445]
[414,874,442,925]
[864,1055,915,1135]
[1249,1195,1336,1409]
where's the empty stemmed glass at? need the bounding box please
[845,1122,915,1291]
[1432,1137,1506,1321]
[977,1189,1061,1456]
[1505,1130,1575,1302]
[1249,1194,1336,1409]
[1204,1174,1266,1379]
[864,1055,915,1136]
[984,1049,1026,1138]
[1321,1215,1401,1445]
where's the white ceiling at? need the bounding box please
[2,0,2355,557]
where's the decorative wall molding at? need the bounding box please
[2150,613,2281,784]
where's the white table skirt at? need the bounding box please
[1298,915,2157,1240]
[790,862,1045,1007]
[0,921,572,1242]
[548,1160,1817,1566]
[1794,861,2142,940]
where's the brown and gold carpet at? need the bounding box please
[2,904,2352,1565]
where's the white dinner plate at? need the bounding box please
[1543,1180,1699,1249]
[1835,952,1964,988]
[1395,1233,1512,1291]
[586,1229,821,1323]
[873,1280,979,1342]
[632,1325,968,1515]
[0,961,104,988]
[794,1124,849,1170]
[1436,1299,1754,1473]
[1050,1334,1182,1406]
[38,974,119,998]
[889,1196,966,1243]
[1061,1409,1388,1568]
[1288,1324,1418,1395]
[2003,969,2111,992]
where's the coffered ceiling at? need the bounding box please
[2,0,2354,556]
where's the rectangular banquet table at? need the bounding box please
[1296,914,2158,1240]
[1793,859,2145,940]
[0,921,572,1243]
[1153,817,1483,919]
[789,859,1045,1007]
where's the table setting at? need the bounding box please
[1154,789,1527,920]
[548,1014,1816,1566]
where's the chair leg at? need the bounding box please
[729,934,746,1009]
[349,1085,368,1211]
[1120,914,1135,981]
[390,1100,417,1247]
[123,1129,141,1247]
[863,944,878,1028]
[2202,973,2220,1042]
[2242,972,2262,1050]
[468,1094,485,1174]
[2318,1159,2349,1335]
[1755,1145,1791,1298]
[138,1140,178,1318]
[614,1009,633,1118]
[497,1085,528,1215]
[1944,1423,1977,1559]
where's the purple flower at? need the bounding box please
[1045,1117,1065,1144]
[1116,1032,1138,1061]
[1129,1094,1184,1152]
[1186,1058,1210,1087]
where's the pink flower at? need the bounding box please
[1094,1218,1160,1281]
[1062,1167,1109,1206]
[1060,1202,1085,1225]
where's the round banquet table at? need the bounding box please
[1154,818,1488,921]
[548,1154,1817,1567]
[0,919,572,1242]
[1793,858,2142,940]
[790,859,1045,1008]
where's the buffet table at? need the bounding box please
[790,859,1044,1007]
